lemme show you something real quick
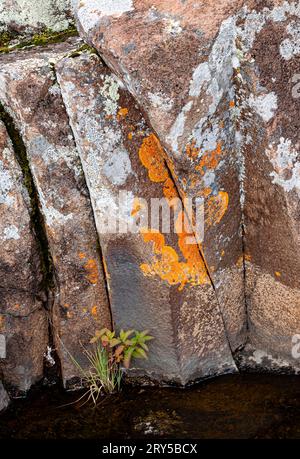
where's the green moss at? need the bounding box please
[0,103,55,291]
[0,25,78,54]
[67,43,97,58]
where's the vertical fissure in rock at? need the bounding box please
[53,61,113,330]
[233,56,250,340]
[162,149,237,362]
[0,102,62,384]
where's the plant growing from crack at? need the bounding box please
[70,328,153,406]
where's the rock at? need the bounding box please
[0,120,48,393]
[235,5,300,370]
[0,0,73,36]
[0,381,9,412]
[72,0,247,352]
[0,41,112,387]
[56,51,237,384]
[72,1,300,372]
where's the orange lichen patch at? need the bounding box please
[245,254,252,262]
[128,132,133,140]
[64,303,70,309]
[141,229,165,254]
[78,252,86,259]
[205,191,229,228]
[275,271,281,278]
[163,177,178,202]
[138,134,209,290]
[0,315,4,329]
[139,134,169,183]
[203,187,212,197]
[140,227,208,290]
[186,139,200,160]
[221,250,225,257]
[84,258,98,285]
[229,100,235,108]
[195,142,222,176]
[91,305,98,317]
[117,107,128,120]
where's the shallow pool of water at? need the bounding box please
[0,374,299,439]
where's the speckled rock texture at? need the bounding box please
[0,1,299,392]
[0,40,111,389]
[72,0,300,372]
[0,120,48,393]
[0,0,73,36]
[56,52,236,384]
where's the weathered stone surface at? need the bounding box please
[0,0,73,35]
[0,41,112,386]
[0,381,9,412]
[72,0,248,352]
[73,0,300,371]
[0,120,48,392]
[235,4,300,370]
[57,51,237,384]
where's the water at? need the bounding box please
[0,374,299,439]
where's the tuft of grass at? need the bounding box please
[70,345,123,406]
[65,328,154,406]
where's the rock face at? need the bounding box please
[72,0,300,372]
[0,40,111,388]
[0,1,299,392]
[0,0,73,36]
[72,0,248,352]
[56,51,236,384]
[236,5,300,370]
[0,382,9,412]
[0,120,48,393]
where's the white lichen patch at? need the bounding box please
[248,92,278,122]
[3,225,20,240]
[0,0,72,34]
[267,138,300,195]
[166,101,193,155]
[163,18,182,36]
[280,21,300,60]
[100,75,121,116]
[29,136,82,178]
[0,159,15,206]
[103,148,132,186]
[248,349,294,369]
[75,0,134,32]
[148,92,174,112]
